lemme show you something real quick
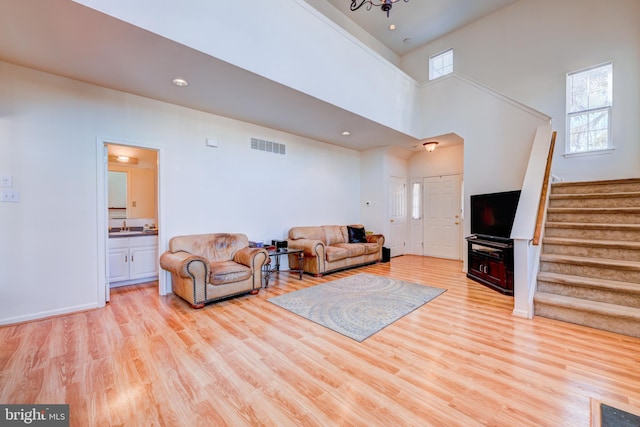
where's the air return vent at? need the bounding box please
[250,138,286,155]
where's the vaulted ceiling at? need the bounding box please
[324,0,519,56]
[0,0,518,151]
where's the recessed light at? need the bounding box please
[341,131,351,136]
[388,24,396,30]
[172,78,188,87]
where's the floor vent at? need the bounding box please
[251,138,286,155]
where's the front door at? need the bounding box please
[423,174,461,260]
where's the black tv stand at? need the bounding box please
[466,235,514,296]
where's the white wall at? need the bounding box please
[0,61,361,324]
[360,148,410,246]
[360,149,385,236]
[402,0,640,182]
[409,144,464,179]
[421,75,549,235]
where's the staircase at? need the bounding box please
[534,178,640,338]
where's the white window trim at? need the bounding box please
[563,147,615,158]
[564,62,613,155]
[429,48,454,81]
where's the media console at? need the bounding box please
[466,235,514,296]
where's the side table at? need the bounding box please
[263,248,303,287]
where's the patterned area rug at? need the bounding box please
[268,273,446,342]
[592,399,640,427]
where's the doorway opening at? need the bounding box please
[96,138,163,305]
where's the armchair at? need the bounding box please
[160,233,268,308]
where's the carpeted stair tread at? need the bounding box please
[547,207,640,214]
[537,272,640,294]
[534,292,640,321]
[552,178,640,188]
[550,191,640,199]
[540,254,640,271]
[545,222,640,231]
[542,237,640,250]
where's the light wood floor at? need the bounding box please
[1,255,639,426]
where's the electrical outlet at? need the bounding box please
[1,190,19,202]
[0,175,12,187]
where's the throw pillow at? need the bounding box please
[347,226,367,243]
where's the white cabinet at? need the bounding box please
[108,235,158,286]
[108,240,130,282]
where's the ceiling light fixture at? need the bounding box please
[350,0,409,18]
[423,141,439,152]
[172,78,188,87]
[109,155,139,164]
[341,131,351,136]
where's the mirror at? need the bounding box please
[108,166,157,219]
[108,171,127,219]
[107,144,157,220]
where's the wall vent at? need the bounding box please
[250,138,286,155]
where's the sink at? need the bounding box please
[109,227,158,237]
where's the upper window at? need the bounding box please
[566,63,612,154]
[429,49,453,81]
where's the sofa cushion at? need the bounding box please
[333,243,366,257]
[209,260,252,285]
[347,226,367,243]
[361,243,380,255]
[325,246,349,262]
[322,225,346,245]
[289,226,326,242]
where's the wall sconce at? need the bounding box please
[423,141,439,152]
[109,155,139,164]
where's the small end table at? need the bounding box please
[263,248,303,287]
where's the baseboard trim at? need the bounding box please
[512,308,533,319]
[0,302,100,326]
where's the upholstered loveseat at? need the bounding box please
[287,224,384,276]
[159,233,268,308]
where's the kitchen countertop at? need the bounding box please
[108,229,158,238]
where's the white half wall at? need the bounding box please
[73,0,421,137]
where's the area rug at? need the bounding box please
[591,398,640,427]
[268,273,446,342]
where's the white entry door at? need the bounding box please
[388,176,406,257]
[423,175,461,260]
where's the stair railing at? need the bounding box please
[532,131,557,246]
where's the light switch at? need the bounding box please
[1,190,19,202]
[0,175,12,187]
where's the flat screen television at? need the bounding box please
[470,190,521,240]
